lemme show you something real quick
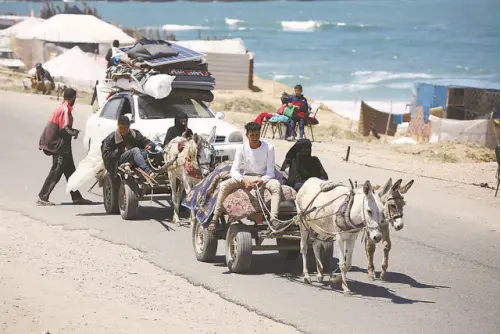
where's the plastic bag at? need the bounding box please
[283,106,295,118]
[142,74,175,99]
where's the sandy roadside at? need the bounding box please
[0,209,299,334]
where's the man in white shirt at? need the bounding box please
[209,122,282,231]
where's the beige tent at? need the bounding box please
[15,14,134,44]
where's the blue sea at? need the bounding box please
[1,0,499,105]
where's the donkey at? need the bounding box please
[295,177,384,295]
[164,126,216,225]
[365,178,414,281]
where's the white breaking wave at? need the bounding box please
[274,74,295,80]
[386,82,414,90]
[273,74,311,80]
[351,71,435,84]
[329,83,377,93]
[280,20,367,32]
[280,20,326,32]
[162,24,209,31]
[225,18,244,26]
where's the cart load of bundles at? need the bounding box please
[97,38,215,103]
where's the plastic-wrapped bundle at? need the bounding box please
[143,74,175,99]
[66,139,104,194]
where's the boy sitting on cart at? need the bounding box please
[209,122,286,232]
[101,115,158,180]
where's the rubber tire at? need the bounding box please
[277,239,300,260]
[119,179,139,220]
[306,240,334,273]
[192,218,218,262]
[103,173,119,214]
[225,224,253,273]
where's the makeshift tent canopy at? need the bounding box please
[428,115,499,149]
[413,82,500,122]
[358,100,398,137]
[15,14,135,44]
[174,38,252,89]
[0,17,45,37]
[28,46,106,90]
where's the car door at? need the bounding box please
[96,97,124,141]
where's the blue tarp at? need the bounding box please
[393,114,404,125]
[414,83,449,122]
[413,81,500,123]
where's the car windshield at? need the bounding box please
[0,51,16,59]
[137,95,213,120]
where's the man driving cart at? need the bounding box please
[209,121,286,232]
[101,115,158,181]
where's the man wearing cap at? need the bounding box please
[101,115,158,180]
[37,88,92,206]
[32,63,55,95]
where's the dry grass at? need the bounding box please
[393,141,496,163]
[210,97,276,114]
[0,67,94,104]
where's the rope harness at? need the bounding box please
[381,193,405,226]
[254,180,369,239]
[162,138,212,179]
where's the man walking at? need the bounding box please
[37,88,92,206]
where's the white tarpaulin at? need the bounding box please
[0,17,45,37]
[28,46,106,90]
[15,14,135,45]
[428,115,498,148]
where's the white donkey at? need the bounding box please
[164,126,216,225]
[365,178,414,281]
[295,177,384,295]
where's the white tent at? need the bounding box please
[0,17,45,37]
[428,115,498,148]
[15,14,135,45]
[29,46,106,90]
[175,38,248,55]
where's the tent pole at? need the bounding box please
[384,100,392,142]
[349,92,358,132]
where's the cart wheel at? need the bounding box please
[225,224,252,273]
[307,240,334,273]
[276,239,300,260]
[103,173,119,214]
[119,179,139,220]
[192,218,218,262]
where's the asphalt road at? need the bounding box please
[0,90,499,334]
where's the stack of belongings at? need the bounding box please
[101,38,216,100]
